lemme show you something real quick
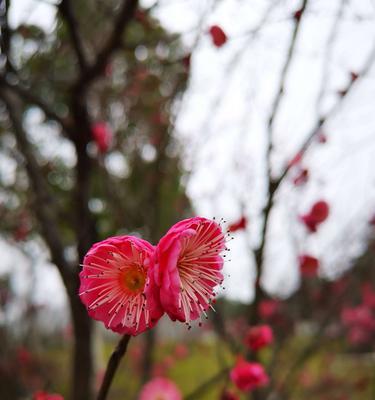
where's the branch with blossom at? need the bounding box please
[78,217,227,399]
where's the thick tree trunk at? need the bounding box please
[69,290,94,400]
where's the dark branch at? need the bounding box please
[0,89,72,285]
[275,32,375,189]
[261,0,308,243]
[267,0,308,149]
[96,335,131,400]
[315,0,348,113]
[75,0,139,92]
[251,1,375,320]
[0,75,74,138]
[0,0,16,73]
[58,0,88,72]
[249,0,309,324]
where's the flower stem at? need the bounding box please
[96,334,131,400]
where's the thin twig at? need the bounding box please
[250,0,309,325]
[185,0,279,170]
[251,0,375,325]
[267,0,308,141]
[96,335,131,400]
[275,30,375,188]
[315,0,348,114]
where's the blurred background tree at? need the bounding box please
[0,1,190,399]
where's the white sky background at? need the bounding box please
[2,0,375,315]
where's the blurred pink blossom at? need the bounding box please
[139,377,182,400]
[299,254,319,277]
[209,25,227,47]
[230,357,269,392]
[244,325,273,352]
[258,299,281,320]
[33,391,64,400]
[228,216,247,232]
[91,122,113,154]
[300,200,329,233]
[362,283,375,309]
[174,344,189,359]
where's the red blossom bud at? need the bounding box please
[228,216,247,232]
[209,25,227,47]
[299,254,319,277]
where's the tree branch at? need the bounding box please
[0,89,72,285]
[249,0,309,324]
[0,0,16,73]
[58,0,88,72]
[315,0,348,113]
[250,7,375,324]
[96,335,131,400]
[75,0,139,92]
[266,0,308,154]
[276,31,375,188]
[266,240,375,400]
[0,75,74,137]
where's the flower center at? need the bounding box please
[121,268,146,294]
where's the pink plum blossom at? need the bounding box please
[244,325,274,352]
[79,236,163,336]
[300,200,329,233]
[287,151,303,168]
[91,122,113,154]
[341,305,375,331]
[152,217,225,326]
[228,216,247,232]
[299,254,319,277]
[230,357,269,392]
[209,25,227,47]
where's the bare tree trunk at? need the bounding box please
[69,288,94,400]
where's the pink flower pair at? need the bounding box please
[79,217,226,336]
